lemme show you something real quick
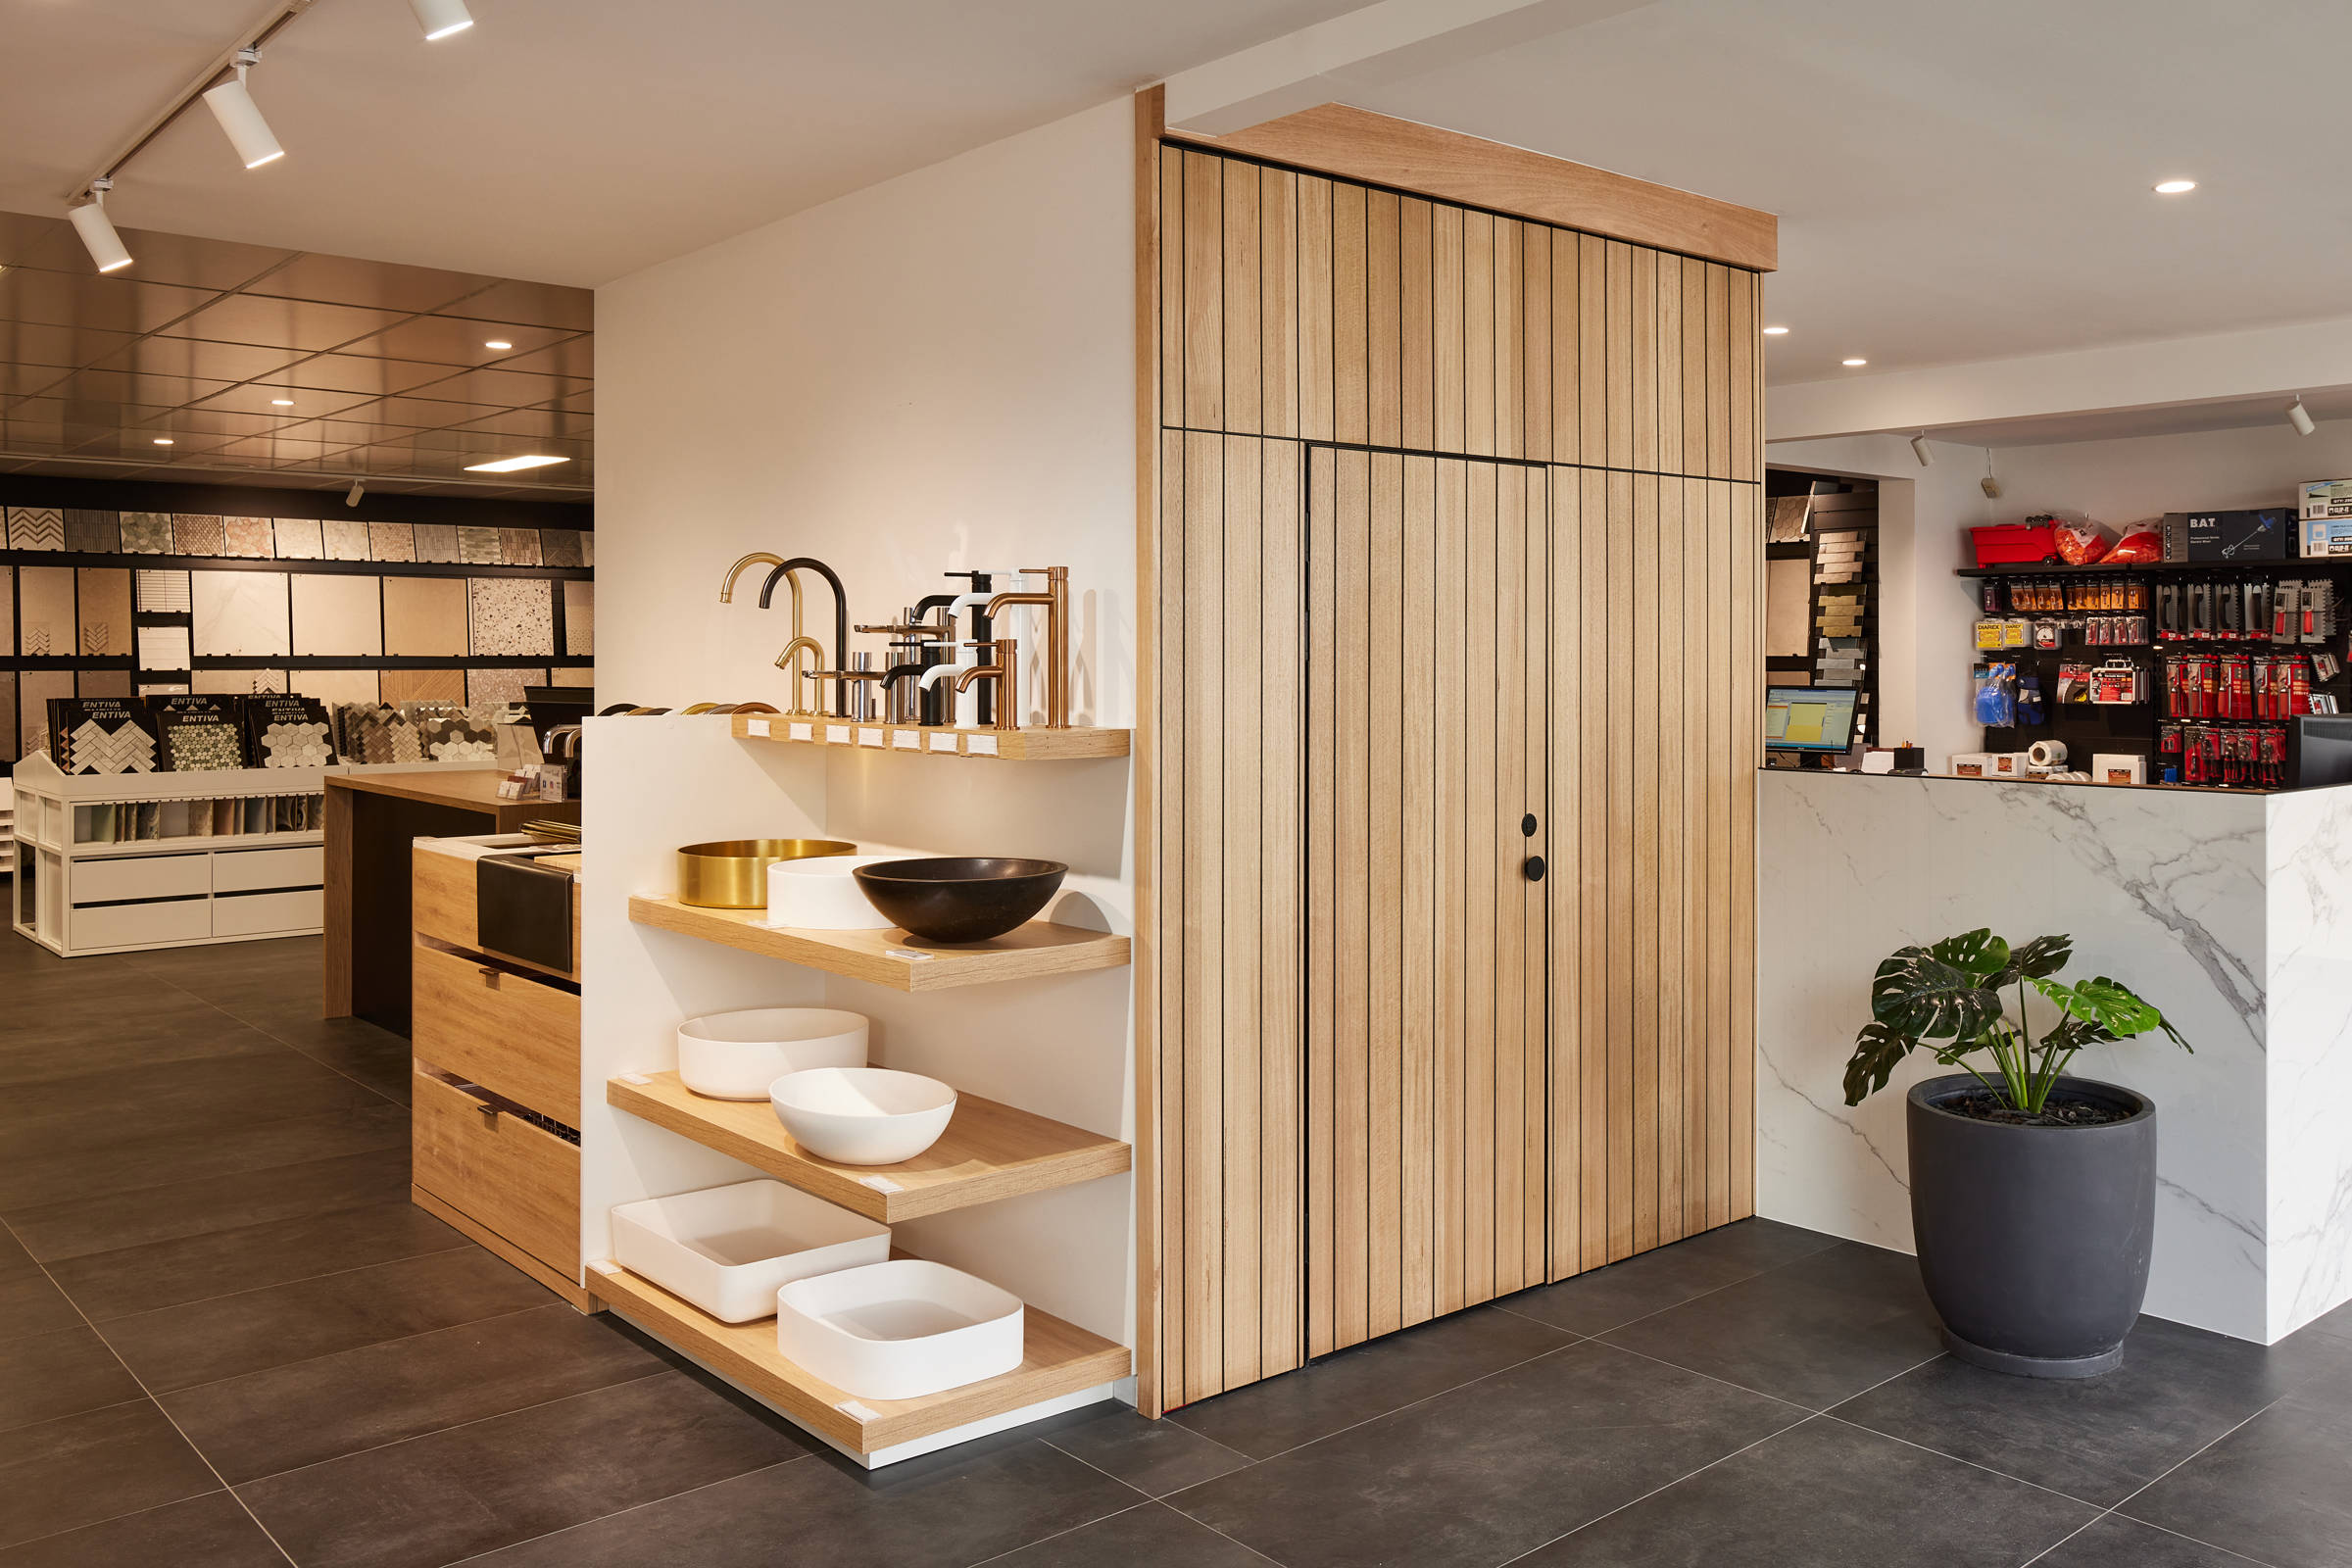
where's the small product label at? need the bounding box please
[787,721,813,741]
[858,727,885,748]
[588,1259,620,1276]
[893,731,922,751]
[966,734,999,756]
[836,1400,880,1421]
[884,949,935,961]
[747,717,772,738]
[619,1072,651,1085]
[858,1175,904,1193]
[826,725,852,744]
[928,733,958,754]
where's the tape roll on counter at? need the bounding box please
[2028,740,2069,770]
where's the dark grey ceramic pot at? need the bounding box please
[1905,1073,2156,1379]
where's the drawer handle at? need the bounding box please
[477,965,503,989]
[475,1100,501,1125]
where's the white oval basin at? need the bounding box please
[766,855,899,930]
[769,1066,956,1165]
[676,1007,868,1101]
[775,1258,1023,1399]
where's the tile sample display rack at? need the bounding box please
[0,786,11,878]
[730,711,1130,760]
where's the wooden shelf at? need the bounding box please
[587,1260,1130,1456]
[627,896,1130,992]
[730,712,1128,760]
[607,1070,1130,1222]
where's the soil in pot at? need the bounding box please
[1936,1090,2134,1128]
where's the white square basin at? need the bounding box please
[765,855,899,930]
[675,1006,868,1101]
[775,1258,1024,1400]
[611,1179,890,1323]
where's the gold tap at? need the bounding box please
[774,634,826,715]
[954,638,1020,732]
[984,567,1068,728]
[719,553,785,604]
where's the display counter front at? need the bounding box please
[1755,766,2352,1344]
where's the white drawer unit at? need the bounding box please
[74,853,212,904]
[214,846,326,893]
[69,898,212,953]
[212,888,325,938]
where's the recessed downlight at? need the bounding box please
[152,437,173,445]
[1762,324,1789,336]
[1841,358,1868,368]
[463,454,569,472]
[2154,178,2197,195]
[270,398,294,406]
[483,339,513,351]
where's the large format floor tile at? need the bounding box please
[0,1230,78,1341]
[2123,1382,2352,1568]
[982,1501,1270,1567]
[0,1326,143,1434]
[0,1493,287,1568]
[0,1101,409,1212]
[3,1145,412,1263]
[1499,1216,1839,1337]
[0,1401,222,1549]
[1043,1402,1250,1497]
[2033,1513,2273,1568]
[1169,1340,1803,1568]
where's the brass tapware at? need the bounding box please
[755,558,850,718]
[717,553,785,605]
[773,635,826,715]
[676,838,858,909]
[521,818,581,842]
[955,637,1020,732]
[985,565,1069,728]
[679,703,720,715]
[732,702,781,714]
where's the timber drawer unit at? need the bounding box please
[410,836,588,1309]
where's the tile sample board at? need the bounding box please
[65,510,120,553]
[382,576,469,657]
[192,570,293,657]
[467,666,543,707]
[498,527,542,565]
[223,516,275,557]
[414,523,460,563]
[18,567,74,658]
[291,574,383,656]
[458,526,502,564]
[75,568,131,656]
[7,507,64,551]
[20,670,70,758]
[77,668,133,697]
[135,570,192,612]
[563,579,594,656]
[1766,557,1811,659]
[468,577,552,657]
[273,517,323,559]
[0,671,14,760]
[172,514,225,557]
[0,565,12,651]
[136,624,192,671]
[303,668,382,708]
[551,666,594,688]
[194,668,289,695]
[121,513,173,553]
[379,667,466,705]
[368,521,416,562]
[542,529,585,567]
[322,517,371,562]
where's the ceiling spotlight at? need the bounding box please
[483,340,513,351]
[69,179,131,273]
[203,50,284,169]
[1762,324,1789,336]
[2153,178,2197,195]
[1842,358,1868,368]
[346,479,366,507]
[464,454,569,472]
[409,0,475,40]
[270,398,294,406]
[152,437,174,446]
[2289,398,2318,437]
[1911,434,1935,466]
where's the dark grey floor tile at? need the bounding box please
[1166,1302,1572,1459]
[0,1326,143,1433]
[236,1370,810,1568]
[5,1146,411,1263]
[228,1006,413,1106]
[0,1101,408,1211]
[1501,1217,1843,1336]
[463,1436,1140,1568]
[0,1400,222,1549]
[160,1302,665,1484]
[984,1502,1267,1567]
[2125,1386,2352,1568]
[1600,1240,1943,1409]
[0,1050,372,1151]
[0,997,271,1085]
[1168,1340,1802,1568]
[0,1230,79,1340]
[1518,1414,2094,1567]
[1045,1402,1250,1497]
[2033,1514,2272,1568]
[130,940,321,1007]
[51,1200,464,1322]
[0,1493,285,1568]
[1834,1316,2291,1507]
[2288,1293,2352,1348]
[103,1245,547,1393]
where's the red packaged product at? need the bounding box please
[1970,523,2058,567]
[2105,528,2163,564]
[2049,517,2115,565]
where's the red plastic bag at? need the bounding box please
[2049,517,2114,565]
[2105,528,2163,564]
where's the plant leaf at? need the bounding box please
[2031,975,2162,1039]
[2040,1012,2116,1054]
[1993,933,2074,986]
[1929,928,2011,980]
[1843,1020,1919,1105]
[1872,947,2003,1041]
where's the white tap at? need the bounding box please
[916,570,1027,724]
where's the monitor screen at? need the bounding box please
[1765,687,1857,754]
[2296,715,2352,789]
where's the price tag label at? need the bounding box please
[893,731,923,751]
[746,717,772,738]
[884,949,935,961]
[837,1400,880,1420]
[588,1259,621,1276]
[825,725,851,745]
[928,733,959,754]
[858,728,885,748]
[618,1072,651,1085]
[858,1175,904,1192]
[787,721,813,741]
[966,734,999,757]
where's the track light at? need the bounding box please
[203,49,284,169]
[409,0,475,40]
[1911,434,1935,467]
[2289,398,2318,437]
[345,479,366,508]
[70,179,131,273]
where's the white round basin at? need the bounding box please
[765,855,898,930]
[675,1007,868,1101]
[769,1066,956,1165]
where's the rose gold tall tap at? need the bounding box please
[984,566,1068,728]
[954,639,1020,732]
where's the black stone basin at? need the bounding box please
[852,857,1068,944]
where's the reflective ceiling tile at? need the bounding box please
[414,523,461,563]
[192,569,292,658]
[222,516,274,558]
[498,527,541,565]
[172,514,225,557]
[321,517,371,562]
[75,568,130,656]
[6,507,64,551]
[272,517,323,559]
[64,510,119,553]
[368,521,416,562]
[468,576,552,657]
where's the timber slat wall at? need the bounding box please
[1148,140,1762,1415]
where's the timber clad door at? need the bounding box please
[1146,132,1763,1414]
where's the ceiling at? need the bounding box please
[0,212,592,495]
[1903,389,2352,451]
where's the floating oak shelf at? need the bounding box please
[587,1261,1130,1456]
[729,712,1129,760]
[626,896,1131,992]
[607,1070,1129,1222]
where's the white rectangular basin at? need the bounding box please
[776,1258,1024,1400]
[611,1179,890,1323]
[765,855,899,929]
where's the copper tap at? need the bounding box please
[983,566,1068,728]
[774,635,827,715]
[954,639,1019,732]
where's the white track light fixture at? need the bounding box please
[1911,434,1935,467]
[68,179,132,272]
[409,0,475,40]
[2289,398,2318,437]
[203,49,284,169]
[345,479,366,508]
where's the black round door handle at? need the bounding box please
[1524,856,1546,882]
[1521,813,1539,838]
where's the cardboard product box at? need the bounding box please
[2301,516,2352,558]
[1987,751,2034,777]
[2164,508,2290,563]
[2091,753,2146,786]
[1950,753,1991,777]
[2301,479,2352,520]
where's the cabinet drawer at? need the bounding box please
[413,942,580,1123]
[74,854,210,903]
[68,898,210,951]
[413,845,581,981]
[214,846,324,893]
[214,887,324,937]
[412,1068,578,1279]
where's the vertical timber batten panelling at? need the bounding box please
[1149,135,1764,1410]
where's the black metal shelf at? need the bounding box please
[0,551,588,581]
[1960,558,2342,578]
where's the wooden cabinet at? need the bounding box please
[413,942,581,1124]
[412,1066,580,1281]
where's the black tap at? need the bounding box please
[939,570,1000,726]
[756,557,849,716]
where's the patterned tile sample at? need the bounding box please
[368,521,416,562]
[0,671,14,761]
[540,528,584,567]
[192,570,293,657]
[414,523,461,563]
[498,527,542,565]
[137,682,191,697]
[458,525,503,564]
[291,573,382,655]
[579,531,593,566]
[551,666,594,688]
[20,670,69,759]
[562,579,594,656]
[303,668,382,708]
[467,666,544,708]
[0,565,12,651]
[382,576,469,657]
[6,507,64,551]
[380,667,466,705]
[161,713,246,771]
[135,570,192,612]
[77,668,132,698]
[172,514,226,556]
[272,517,323,559]
[70,717,157,774]
[468,576,553,657]
[18,567,74,657]
[75,568,131,656]
[418,712,496,762]
[257,719,333,767]
[121,512,173,553]
[223,516,275,557]
[195,668,288,695]
[137,623,192,671]
[65,510,120,553]
[322,517,372,561]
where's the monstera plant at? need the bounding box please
[1842,928,2185,1117]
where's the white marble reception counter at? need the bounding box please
[1757,768,2352,1343]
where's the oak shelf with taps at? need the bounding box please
[727,712,1130,761]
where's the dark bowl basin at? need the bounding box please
[852,858,1067,944]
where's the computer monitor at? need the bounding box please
[2295,715,2352,789]
[1765,686,1858,755]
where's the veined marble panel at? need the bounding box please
[2262,788,2352,1339]
[192,570,292,658]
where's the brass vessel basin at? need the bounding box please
[676,838,858,909]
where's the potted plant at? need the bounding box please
[1843,928,2186,1378]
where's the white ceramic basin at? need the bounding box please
[769,1066,956,1165]
[610,1178,890,1323]
[765,855,899,930]
[775,1258,1023,1399]
[676,1007,868,1101]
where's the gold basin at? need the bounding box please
[676,838,858,909]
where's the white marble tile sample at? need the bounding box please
[273,517,323,560]
[192,570,292,657]
[291,573,383,656]
[322,517,372,561]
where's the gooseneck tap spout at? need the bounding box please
[718,553,784,604]
[756,557,849,717]
[773,635,825,716]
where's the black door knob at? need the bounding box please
[1524,856,1546,882]
[1520,813,1538,838]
